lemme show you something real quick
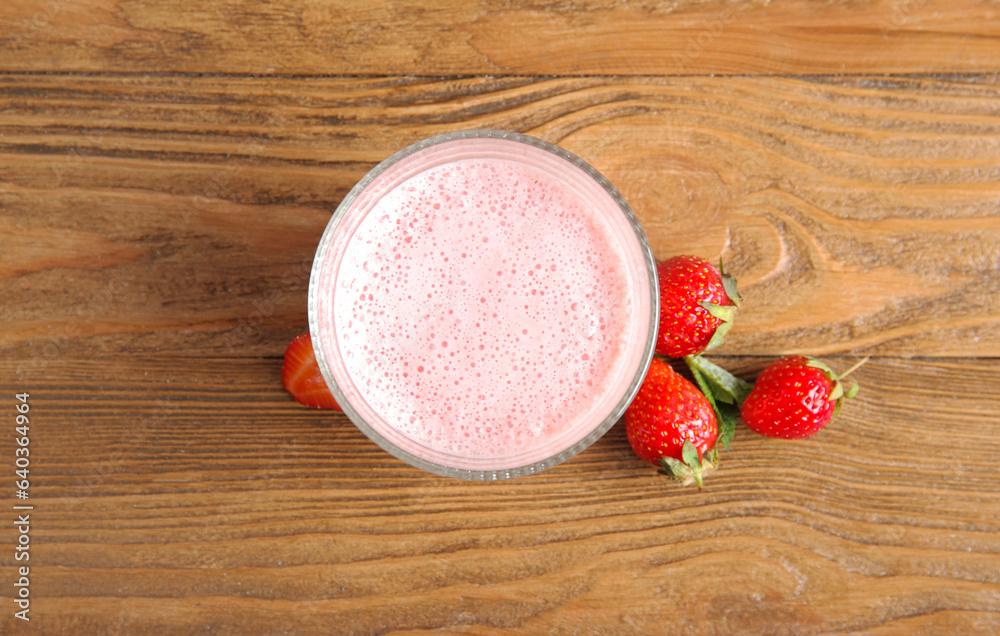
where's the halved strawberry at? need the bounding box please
[281,332,342,410]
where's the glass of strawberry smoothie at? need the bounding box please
[309,130,658,479]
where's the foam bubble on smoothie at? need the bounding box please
[334,158,632,459]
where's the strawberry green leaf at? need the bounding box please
[657,455,709,489]
[703,319,733,352]
[715,401,737,452]
[655,443,719,490]
[700,302,738,323]
[657,456,687,482]
[680,440,706,489]
[719,259,742,308]
[685,356,734,452]
[844,381,860,399]
[699,302,737,352]
[686,354,753,406]
[686,360,719,411]
[805,357,836,379]
[830,380,845,401]
[681,439,700,470]
[832,396,844,421]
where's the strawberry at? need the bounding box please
[281,332,342,410]
[740,356,866,439]
[624,357,719,488]
[656,255,741,358]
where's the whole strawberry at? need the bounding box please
[656,255,741,358]
[625,357,719,488]
[740,356,865,439]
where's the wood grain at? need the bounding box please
[1,355,998,634]
[5,0,1000,632]
[2,0,1000,75]
[3,74,999,358]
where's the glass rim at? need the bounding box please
[308,129,659,480]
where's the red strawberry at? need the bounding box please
[656,255,741,358]
[740,356,866,439]
[282,332,342,410]
[624,357,719,488]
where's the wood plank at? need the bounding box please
[1,355,998,634]
[2,0,1000,75]
[4,74,999,358]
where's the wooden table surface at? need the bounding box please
[3,1,1000,634]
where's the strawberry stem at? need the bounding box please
[839,356,870,379]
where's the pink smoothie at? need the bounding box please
[310,132,656,478]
